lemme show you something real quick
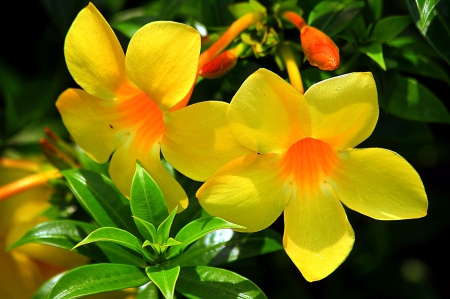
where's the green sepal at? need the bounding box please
[146,264,181,299]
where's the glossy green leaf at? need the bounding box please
[167,217,245,259]
[388,75,450,123]
[136,282,160,299]
[372,16,412,44]
[406,0,450,65]
[74,227,153,262]
[131,162,169,241]
[308,0,364,36]
[32,273,64,299]
[133,216,158,243]
[146,265,180,299]
[169,229,283,267]
[48,264,149,299]
[394,50,450,84]
[62,169,138,235]
[359,42,386,70]
[414,0,441,30]
[156,206,178,245]
[7,220,145,267]
[176,266,267,299]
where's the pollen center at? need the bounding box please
[284,137,337,190]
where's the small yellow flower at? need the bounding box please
[196,69,428,281]
[56,4,248,211]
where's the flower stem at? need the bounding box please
[278,44,304,94]
[198,12,264,70]
[0,169,61,201]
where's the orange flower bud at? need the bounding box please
[199,50,238,79]
[300,26,339,71]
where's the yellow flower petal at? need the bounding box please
[56,88,129,164]
[283,183,354,282]
[329,148,428,220]
[64,3,131,100]
[197,154,290,232]
[303,72,378,150]
[227,68,309,154]
[109,139,188,212]
[126,21,200,111]
[161,101,253,181]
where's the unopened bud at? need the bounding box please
[300,26,339,71]
[199,50,238,79]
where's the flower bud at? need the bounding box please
[300,26,339,71]
[199,50,238,79]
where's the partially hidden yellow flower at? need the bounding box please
[196,69,428,281]
[56,4,248,211]
[0,159,89,299]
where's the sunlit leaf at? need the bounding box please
[176,266,267,299]
[62,169,139,235]
[7,220,145,267]
[32,273,64,299]
[156,206,178,247]
[414,0,441,30]
[136,282,160,299]
[131,161,168,241]
[359,42,386,70]
[48,264,149,299]
[169,229,283,267]
[146,265,180,299]
[167,217,245,259]
[406,0,450,65]
[73,227,153,262]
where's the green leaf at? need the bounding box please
[228,0,266,19]
[136,282,160,299]
[32,273,64,299]
[131,162,169,241]
[176,266,267,299]
[74,227,153,262]
[406,0,450,65]
[62,169,138,235]
[414,0,441,30]
[156,206,178,246]
[133,216,158,243]
[308,0,364,36]
[368,0,383,21]
[394,50,450,84]
[169,229,283,267]
[388,75,450,123]
[48,264,149,299]
[167,217,245,259]
[146,265,180,299]
[359,42,386,70]
[7,220,145,267]
[372,16,412,44]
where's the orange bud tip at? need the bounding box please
[199,50,238,79]
[44,127,59,142]
[300,26,340,71]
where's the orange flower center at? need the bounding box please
[284,137,337,191]
[119,91,165,145]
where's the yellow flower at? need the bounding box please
[196,69,428,281]
[56,3,219,211]
[0,159,89,299]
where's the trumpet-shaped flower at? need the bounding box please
[197,69,428,281]
[56,4,249,211]
[301,26,339,71]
